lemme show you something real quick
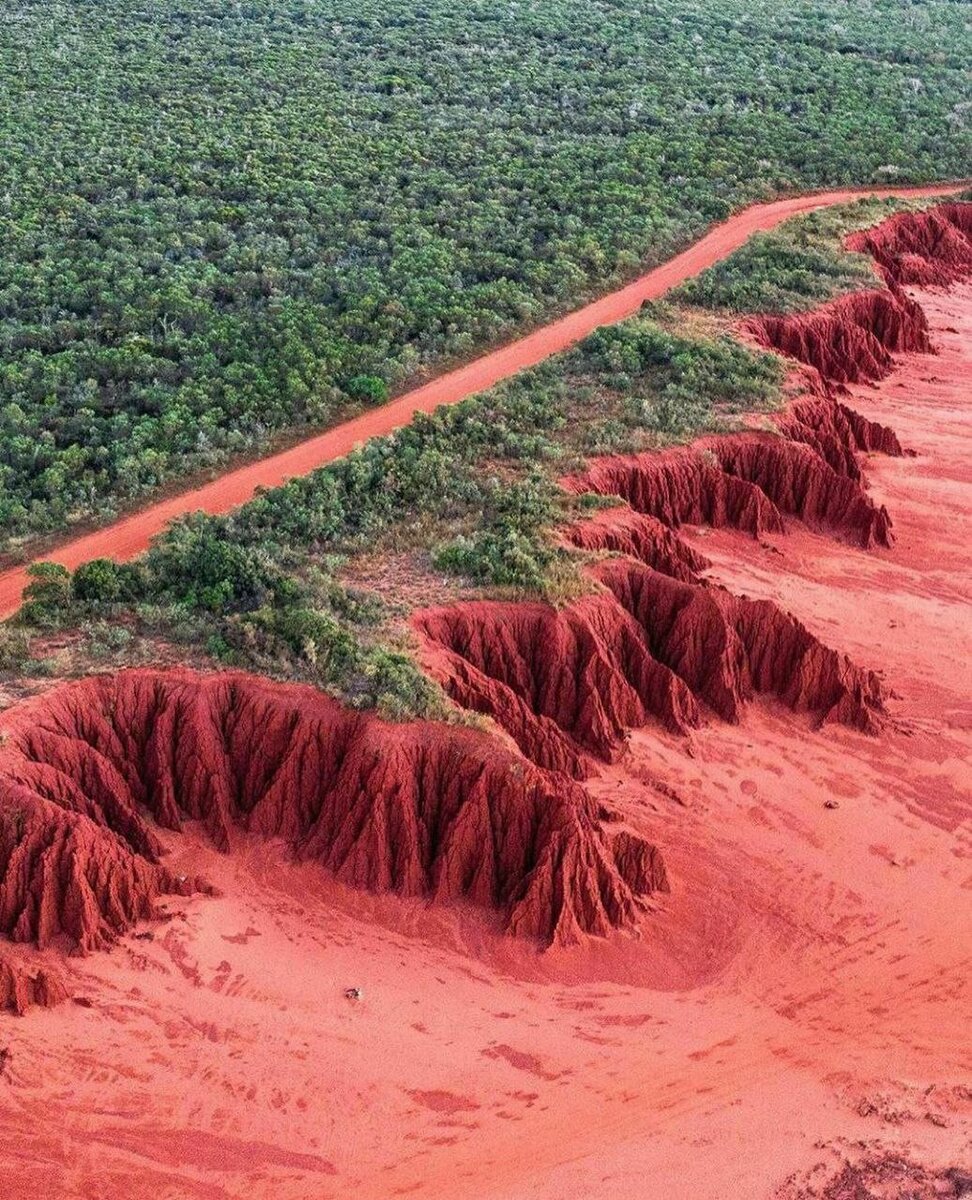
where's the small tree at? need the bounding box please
[72,559,123,605]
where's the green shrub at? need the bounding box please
[0,627,32,673]
[19,563,72,625]
[345,375,390,406]
[72,559,145,606]
[673,199,911,314]
[146,516,283,613]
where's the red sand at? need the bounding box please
[0,182,965,620]
[0,232,970,1192]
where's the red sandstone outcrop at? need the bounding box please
[594,560,884,733]
[711,434,893,549]
[0,952,68,1015]
[565,451,786,539]
[748,287,931,385]
[566,430,893,549]
[748,204,972,385]
[418,556,885,769]
[416,598,702,777]
[846,202,972,288]
[0,671,667,985]
[775,394,903,481]
[562,508,710,581]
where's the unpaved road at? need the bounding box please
[0,181,964,618]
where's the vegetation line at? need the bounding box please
[0,182,965,621]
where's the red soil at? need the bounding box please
[563,507,711,582]
[567,446,788,538]
[0,183,965,620]
[417,549,884,780]
[775,392,904,480]
[748,285,931,384]
[594,558,884,734]
[846,202,972,287]
[416,594,702,776]
[565,424,895,548]
[0,953,68,1016]
[0,671,665,957]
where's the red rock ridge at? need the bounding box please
[415,597,702,778]
[775,393,903,481]
[749,204,972,385]
[846,201,972,288]
[0,671,668,979]
[565,427,894,550]
[0,952,69,1015]
[417,555,885,774]
[748,287,931,385]
[594,560,884,734]
[562,508,711,583]
[565,451,786,540]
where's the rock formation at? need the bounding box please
[0,672,668,979]
[418,555,884,775]
[846,201,972,288]
[0,952,68,1016]
[416,597,702,777]
[565,428,894,549]
[562,508,711,582]
[748,287,931,385]
[775,393,903,481]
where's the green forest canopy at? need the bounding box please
[1,0,969,550]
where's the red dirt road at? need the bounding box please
[0,182,965,619]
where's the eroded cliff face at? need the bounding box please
[0,954,69,1016]
[846,202,972,288]
[594,560,883,734]
[562,509,710,583]
[564,423,896,550]
[0,671,667,989]
[749,203,972,382]
[417,544,885,783]
[775,393,904,481]
[748,288,931,385]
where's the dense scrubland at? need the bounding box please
[1,0,969,550]
[12,199,944,717]
[10,301,786,715]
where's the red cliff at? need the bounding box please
[846,202,972,288]
[0,671,668,982]
[566,426,893,550]
[748,287,931,385]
